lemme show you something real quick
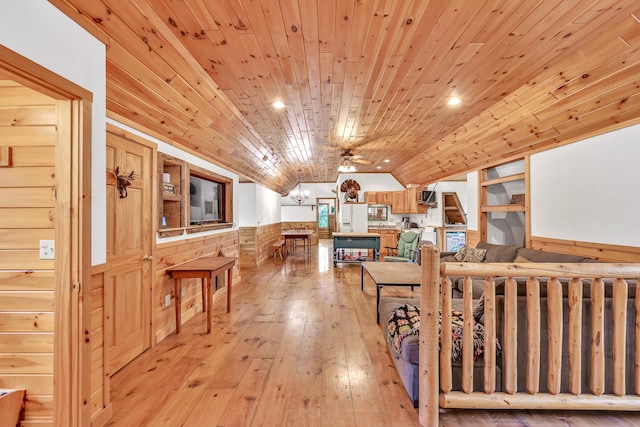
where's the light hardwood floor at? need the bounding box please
[107,241,640,426]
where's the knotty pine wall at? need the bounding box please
[464,231,638,263]
[89,264,111,426]
[530,236,640,263]
[239,223,282,268]
[154,231,241,342]
[281,222,318,245]
[0,81,57,425]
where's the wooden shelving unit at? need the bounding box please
[479,157,529,245]
[158,153,186,231]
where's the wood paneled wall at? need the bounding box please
[89,265,111,427]
[466,230,480,248]
[154,231,240,342]
[239,223,282,268]
[281,222,318,245]
[0,81,57,425]
[530,236,640,263]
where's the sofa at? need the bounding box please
[443,241,598,299]
[380,242,612,406]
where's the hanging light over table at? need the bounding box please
[290,169,309,205]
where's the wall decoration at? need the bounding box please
[112,166,135,198]
[340,179,360,202]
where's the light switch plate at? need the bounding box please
[40,240,55,260]
[165,294,171,307]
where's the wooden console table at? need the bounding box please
[167,256,236,333]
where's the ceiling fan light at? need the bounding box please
[338,158,356,173]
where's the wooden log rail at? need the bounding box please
[418,245,640,427]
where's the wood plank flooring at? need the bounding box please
[106,241,640,426]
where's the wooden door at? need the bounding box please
[106,129,154,373]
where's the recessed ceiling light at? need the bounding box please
[376,166,382,169]
[273,100,285,109]
[447,97,461,106]
[384,159,390,163]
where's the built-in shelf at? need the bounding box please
[157,227,185,238]
[479,157,528,244]
[162,193,182,202]
[480,204,526,212]
[158,153,185,231]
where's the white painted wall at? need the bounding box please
[531,124,640,247]
[238,183,258,226]
[466,172,479,231]
[281,205,317,222]
[0,2,107,265]
[256,184,282,225]
[239,183,282,226]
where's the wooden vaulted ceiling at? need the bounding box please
[51,0,640,195]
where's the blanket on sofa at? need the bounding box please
[387,304,501,362]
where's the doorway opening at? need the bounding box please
[316,198,336,239]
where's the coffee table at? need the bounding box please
[361,261,421,323]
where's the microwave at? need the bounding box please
[421,190,436,203]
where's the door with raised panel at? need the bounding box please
[105,127,154,373]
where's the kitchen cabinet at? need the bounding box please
[364,191,378,203]
[390,191,406,214]
[364,191,392,204]
[368,228,399,257]
[378,192,392,204]
[389,189,426,214]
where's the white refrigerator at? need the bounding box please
[339,203,368,232]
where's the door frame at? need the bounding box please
[316,197,336,239]
[0,46,93,426]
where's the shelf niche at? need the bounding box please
[158,153,186,230]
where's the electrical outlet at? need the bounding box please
[165,294,171,307]
[39,240,55,260]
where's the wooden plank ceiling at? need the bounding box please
[50,0,640,195]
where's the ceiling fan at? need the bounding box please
[338,148,370,173]
[340,148,370,164]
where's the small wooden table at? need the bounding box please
[281,229,313,256]
[167,256,236,333]
[361,261,421,323]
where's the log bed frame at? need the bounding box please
[418,245,640,426]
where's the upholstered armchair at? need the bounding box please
[384,232,420,262]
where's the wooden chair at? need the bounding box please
[292,226,307,252]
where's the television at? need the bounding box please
[189,175,222,225]
[421,190,437,203]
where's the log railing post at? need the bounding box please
[420,245,440,427]
[568,278,583,395]
[526,277,541,394]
